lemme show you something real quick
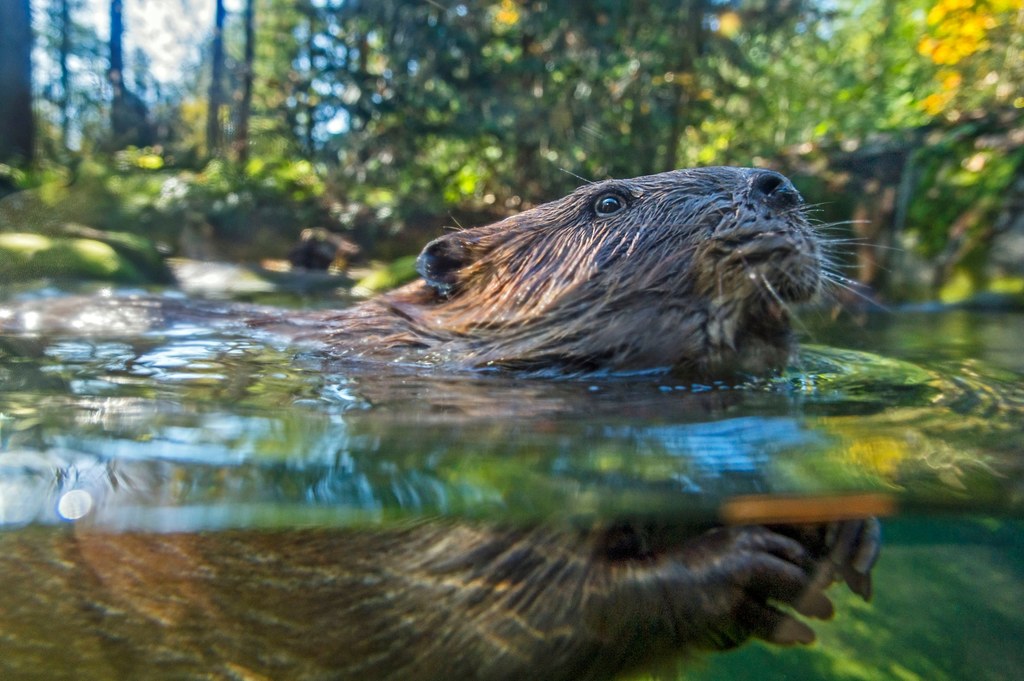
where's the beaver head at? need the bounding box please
[382,167,820,377]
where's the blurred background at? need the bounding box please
[0,0,1022,303]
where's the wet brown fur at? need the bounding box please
[311,166,820,376]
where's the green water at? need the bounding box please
[686,516,1024,681]
[0,290,1022,680]
[685,311,1024,681]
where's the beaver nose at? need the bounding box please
[748,170,802,210]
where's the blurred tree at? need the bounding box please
[917,0,1024,116]
[5,0,1024,299]
[108,0,126,135]
[233,0,256,163]
[207,0,227,156]
[107,0,153,148]
[242,0,308,158]
[36,0,106,156]
[58,0,72,149]
[0,0,35,165]
[302,0,813,214]
[297,3,317,157]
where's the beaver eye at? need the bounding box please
[594,193,626,216]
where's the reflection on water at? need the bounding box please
[0,293,1022,680]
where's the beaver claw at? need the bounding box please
[825,517,882,599]
[777,517,882,601]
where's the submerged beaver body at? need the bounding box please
[0,518,878,681]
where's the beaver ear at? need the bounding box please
[416,233,473,297]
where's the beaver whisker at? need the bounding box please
[821,270,877,292]
[823,239,907,256]
[817,247,843,267]
[778,203,814,220]
[810,218,867,228]
[755,272,815,340]
[754,269,793,308]
[819,272,891,312]
[817,253,853,273]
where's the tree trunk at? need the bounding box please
[662,0,704,172]
[207,0,227,157]
[234,0,255,164]
[0,0,35,164]
[303,10,316,157]
[107,0,152,148]
[59,0,72,150]
[108,0,125,136]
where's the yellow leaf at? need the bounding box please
[494,0,520,26]
[718,11,741,38]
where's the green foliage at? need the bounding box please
[148,155,331,253]
[0,163,31,191]
[245,157,325,200]
[8,0,1024,295]
[908,140,1023,258]
[1,153,336,264]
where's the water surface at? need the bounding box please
[0,289,1021,680]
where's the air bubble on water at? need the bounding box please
[57,489,94,521]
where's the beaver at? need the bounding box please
[0,167,878,680]
[296,165,821,377]
[0,167,819,379]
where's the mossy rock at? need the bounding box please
[352,255,420,295]
[59,223,175,283]
[0,233,146,283]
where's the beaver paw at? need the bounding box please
[593,518,880,651]
[667,519,880,649]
